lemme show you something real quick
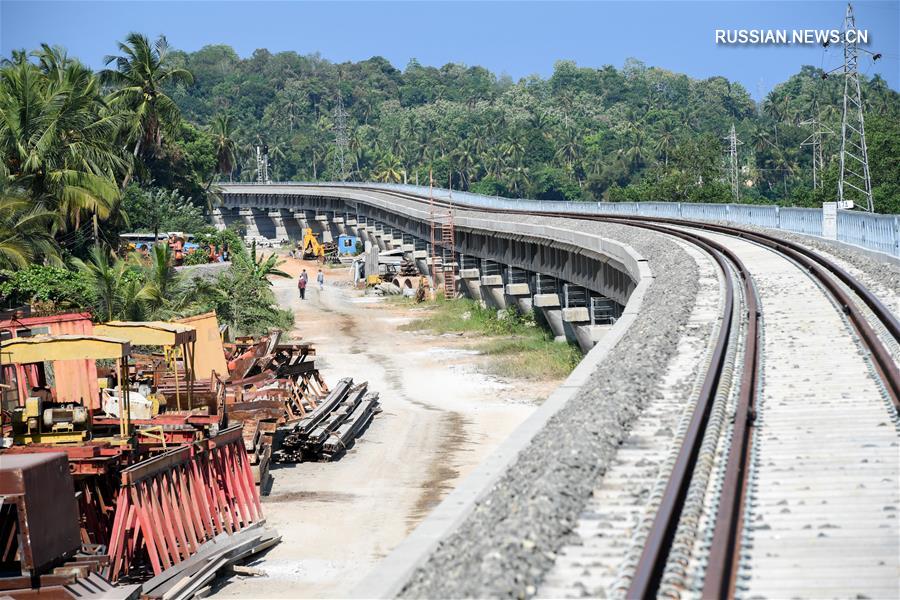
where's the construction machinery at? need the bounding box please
[299,228,339,263]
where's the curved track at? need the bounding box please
[346,186,900,598]
[244,184,899,597]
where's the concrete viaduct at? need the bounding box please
[216,184,646,353]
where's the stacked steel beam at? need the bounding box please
[276,379,381,462]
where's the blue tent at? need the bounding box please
[337,234,359,255]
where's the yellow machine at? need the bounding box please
[366,274,383,287]
[1,334,133,445]
[299,228,339,263]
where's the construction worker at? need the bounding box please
[298,269,308,300]
[317,269,325,291]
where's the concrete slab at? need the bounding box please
[562,307,590,322]
[505,283,531,296]
[533,293,561,308]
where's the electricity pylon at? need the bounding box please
[823,3,880,211]
[724,124,743,202]
[256,144,269,183]
[332,95,349,181]
[800,103,833,190]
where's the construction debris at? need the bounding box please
[138,522,280,600]
[276,379,380,462]
[0,308,382,597]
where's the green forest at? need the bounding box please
[1,34,899,322]
[167,45,899,211]
[0,36,292,333]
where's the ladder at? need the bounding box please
[428,172,458,299]
[440,215,456,299]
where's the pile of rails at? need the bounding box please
[276,378,381,462]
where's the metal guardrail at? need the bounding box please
[221,181,900,258]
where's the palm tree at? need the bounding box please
[452,139,477,188]
[101,33,194,160]
[555,128,581,170]
[654,121,677,168]
[71,246,142,322]
[210,114,237,181]
[248,242,290,282]
[0,183,61,269]
[373,152,404,183]
[0,54,125,233]
[483,146,507,179]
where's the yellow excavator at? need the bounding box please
[299,228,339,263]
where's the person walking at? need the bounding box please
[317,269,325,291]
[298,269,308,300]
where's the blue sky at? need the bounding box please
[2,1,898,100]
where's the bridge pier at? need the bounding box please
[533,294,566,342]
[373,224,387,251]
[459,268,485,307]
[332,214,347,237]
[268,210,288,241]
[504,267,533,314]
[480,260,507,311]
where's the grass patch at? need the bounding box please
[401,297,582,380]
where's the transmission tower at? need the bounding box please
[332,95,349,181]
[823,3,880,211]
[256,144,269,183]
[724,123,743,202]
[800,103,833,190]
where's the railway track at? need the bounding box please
[343,186,900,597]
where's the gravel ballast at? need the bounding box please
[395,210,700,599]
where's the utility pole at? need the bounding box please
[332,94,349,181]
[823,3,880,211]
[800,103,833,190]
[256,144,269,183]
[724,123,743,202]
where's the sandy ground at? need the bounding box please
[210,257,557,599]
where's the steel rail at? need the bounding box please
[319,185,898,597]
[358,187,762,596]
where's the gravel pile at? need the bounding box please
[397,210,700,599]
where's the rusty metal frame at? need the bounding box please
[106,425,262,581]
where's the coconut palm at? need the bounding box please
[210,114,238,181]
[0,183,61,269]
[70,246,145,322]
[0,54,125,232]
[101,33,194,160]
[373,152,404,183]
[555,128,581,170]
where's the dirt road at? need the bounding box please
[211,259,554,598]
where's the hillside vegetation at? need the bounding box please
[169,47,899,211]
